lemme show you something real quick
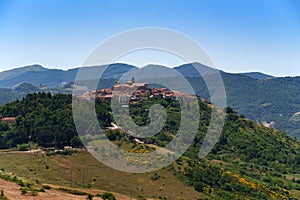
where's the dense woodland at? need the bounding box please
[0,92,300,199]
[0,93,112,149]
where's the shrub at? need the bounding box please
[17,143,29,151]
[45,150,54,156]
[42,185,51,190]
[58,188,87,196]
[60,149,75,156]
[194,182,205,192]
[20,187,28,195]
[221,183,232,191]
[30,189,38,196]
[83,184,91,189]
[151,173,160,181]
[17,179,25,187]
[101,192,116,200]
[136,194,146,200]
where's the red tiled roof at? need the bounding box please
[2,117,16,121]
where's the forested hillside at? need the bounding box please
[0,93,300,199]
[0,93,112,149]
[181,74,300,139]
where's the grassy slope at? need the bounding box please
[0,152,206,200]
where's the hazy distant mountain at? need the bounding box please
[13,82,39,93]
[0,63,137,88]
[0,64,48,81]
[174,62,220,77]
[0,82,42,105]
[183,72,300,139]
[0,62,226,88]
[0,88,25,105]
[242,72,274,79]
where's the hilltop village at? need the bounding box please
[80,77,200,102]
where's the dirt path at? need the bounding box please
[0,178,88,200]
[0,178,138,200]
[46,184,139,200]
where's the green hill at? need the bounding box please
[182,73,300,139]
[0,93,299,199]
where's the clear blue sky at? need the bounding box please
[0,0,299,76]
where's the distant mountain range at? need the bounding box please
[0,63,299,139]
[0,63,273,88]
[242,72,274,79]
[0,63,136,88]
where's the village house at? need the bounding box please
[0,117,16,126]
[79,77,200,103]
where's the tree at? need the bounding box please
[0,121,9,132]
[70,136,83,148]
[225,106,235,114]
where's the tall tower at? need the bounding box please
[132,76,135,83]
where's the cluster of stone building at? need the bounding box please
[80,78,199,102]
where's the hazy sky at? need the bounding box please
[0,0,299,76]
